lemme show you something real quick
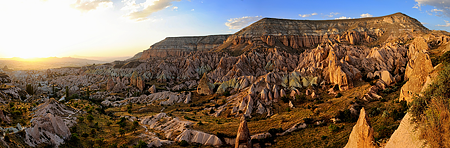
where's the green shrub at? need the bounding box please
[87,115,94,122]
[335,93,342,98]
[81,133,89,138]
[179,140,189,147]
[281,96,290,103]
[268,128,283,136]
[336,109,357,122]
[328,124,339,133]
[133,140,148,148]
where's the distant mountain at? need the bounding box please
[0,57,107,70]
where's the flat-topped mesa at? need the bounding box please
[140,34,230,59]
[223,12,429,49]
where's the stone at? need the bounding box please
[235,116,252,148]
[107,77,115,91]
[399,51,433,103]
[149,85,157,93]
[197,73,214,95]
[380,70,394,85]
[344,107,376,148]
[137,75,145,91]
[385,113,428,148]
[289,101,295,108]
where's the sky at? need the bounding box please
[0,0,449,60]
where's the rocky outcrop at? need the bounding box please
[107,77,115,91]
[399,50,433,103]
[141,113,222,146]
[235,116,252,148]
[221,13,427,52]
[344,107,376,148]
[0,73,11,83]
[197,73,214,95]
[141,35,230,58]
[385,113,428,148]
[24,98,79,147]
[149,85,156,93]
[175,129,222,146]
[102,91,192,107]
[137,75,145,91]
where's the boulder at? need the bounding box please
[149,85,157,93]
[344,107,376,148]
[380,70,394,85]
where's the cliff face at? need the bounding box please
[140,13,428,59]
[140,35,230,59]
[220,13,428,50]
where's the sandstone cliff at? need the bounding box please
[140,35,230,59]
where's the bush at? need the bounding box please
[336,109,357,122]
[133,140,148,148]
[281,96,290,103]
[81,133,89,138]
[87,115,94,122]
[328,124,339,133]
[223,91,231,96]
[268,128,283,136]
[178,140,189,147]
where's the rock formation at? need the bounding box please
[197,73,214,95]
[399,49,433,103]
[141,35,230,59]
[385,113,428,148]
[24,98,79,147]
[235,116,252,148]
[149,85,156,93]
[344,107,376,148]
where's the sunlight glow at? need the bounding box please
[0,0,113,59]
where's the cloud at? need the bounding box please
[360,13,373,18]
[191,9,194,11]
[335,16,352,20]
[123,0,181,21]
[414,0,450,17]
[71,0,113,12]
[299,12,318,18]
[437,20,450,27]
[171,6,178,11]
[225,16,262,29]
[326,12,340,17]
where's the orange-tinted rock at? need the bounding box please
[344,107,376,148]
[235,116,252,148]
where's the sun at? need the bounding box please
[0,0,109,59]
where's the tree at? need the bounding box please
[87,115,94,122]
[79,117,84,123]
[133,140,148,148]
[119,128,125,137]
[26,84,34,95]
[86,87,90,99]
[132,121,139,133]
[65,86,69,98]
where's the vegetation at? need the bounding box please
[411,63,450,148]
